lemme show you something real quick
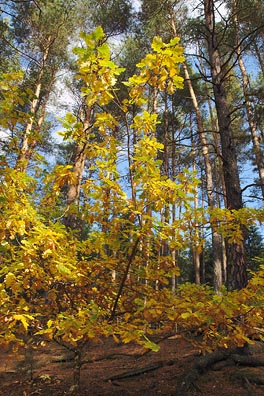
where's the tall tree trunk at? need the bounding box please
[170,13,223,291]
[16,36,52,172]
[24,72,56,166]
[203,0,247,290]
[64,106,91,229]
[171,102,178,293]
[183,63,223,290]
[191,118,201,285]
[233,0,264,198]
[159,91,170,289]
[197,43,227,206]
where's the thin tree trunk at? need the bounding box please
[170,12,223,290]
[183,62,224,290]
[193,174,201,285]
[24,72,56,166]
[64,106,91,229]
[73,349,82,392]
[160,91,170,288]
[204,0,247,290]
[197,43,227,207]
[171,103,178,293]
[16,36,52,172]
[190,116,201,285]
[222,236,227,284]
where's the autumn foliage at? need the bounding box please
[0,27,264,388]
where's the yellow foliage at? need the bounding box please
[125,35,184,106]
[0,27,263,359]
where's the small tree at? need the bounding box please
[1,26,264,393]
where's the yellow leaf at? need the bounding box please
[42,248,53,258]
[47,319,53,328]
[5,272,16,288]
[181,312,192,319]
[113,334,120,343]
[13,314,33,331]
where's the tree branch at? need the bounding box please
[241,183,264,193]
[1,36,41,66]
[108,235,141,322]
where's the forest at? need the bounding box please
[0,0,264,395]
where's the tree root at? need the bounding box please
[104,357,183,382]
[177,345,264,396]
[230,370,264,386]
[177,349,231,395]
[231,354,264,366]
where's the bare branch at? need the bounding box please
[1,36,41,66]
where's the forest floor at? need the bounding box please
[0,334,264,396]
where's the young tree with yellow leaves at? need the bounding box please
[0,26,264,393]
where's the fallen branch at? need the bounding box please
[105,361,164,381]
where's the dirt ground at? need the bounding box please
[0,334,263,396]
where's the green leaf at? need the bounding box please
[92,26,105,41]
[57,263,72,275]
[143,336,160,352]
[98,43,110,58]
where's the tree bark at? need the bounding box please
[16,36,53,172]
[171,12,223,291]
[24,72,56,166]
[233,0,264,199]
[203,0,247,290]
[183,63,224,290]
[64,106,91,229]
